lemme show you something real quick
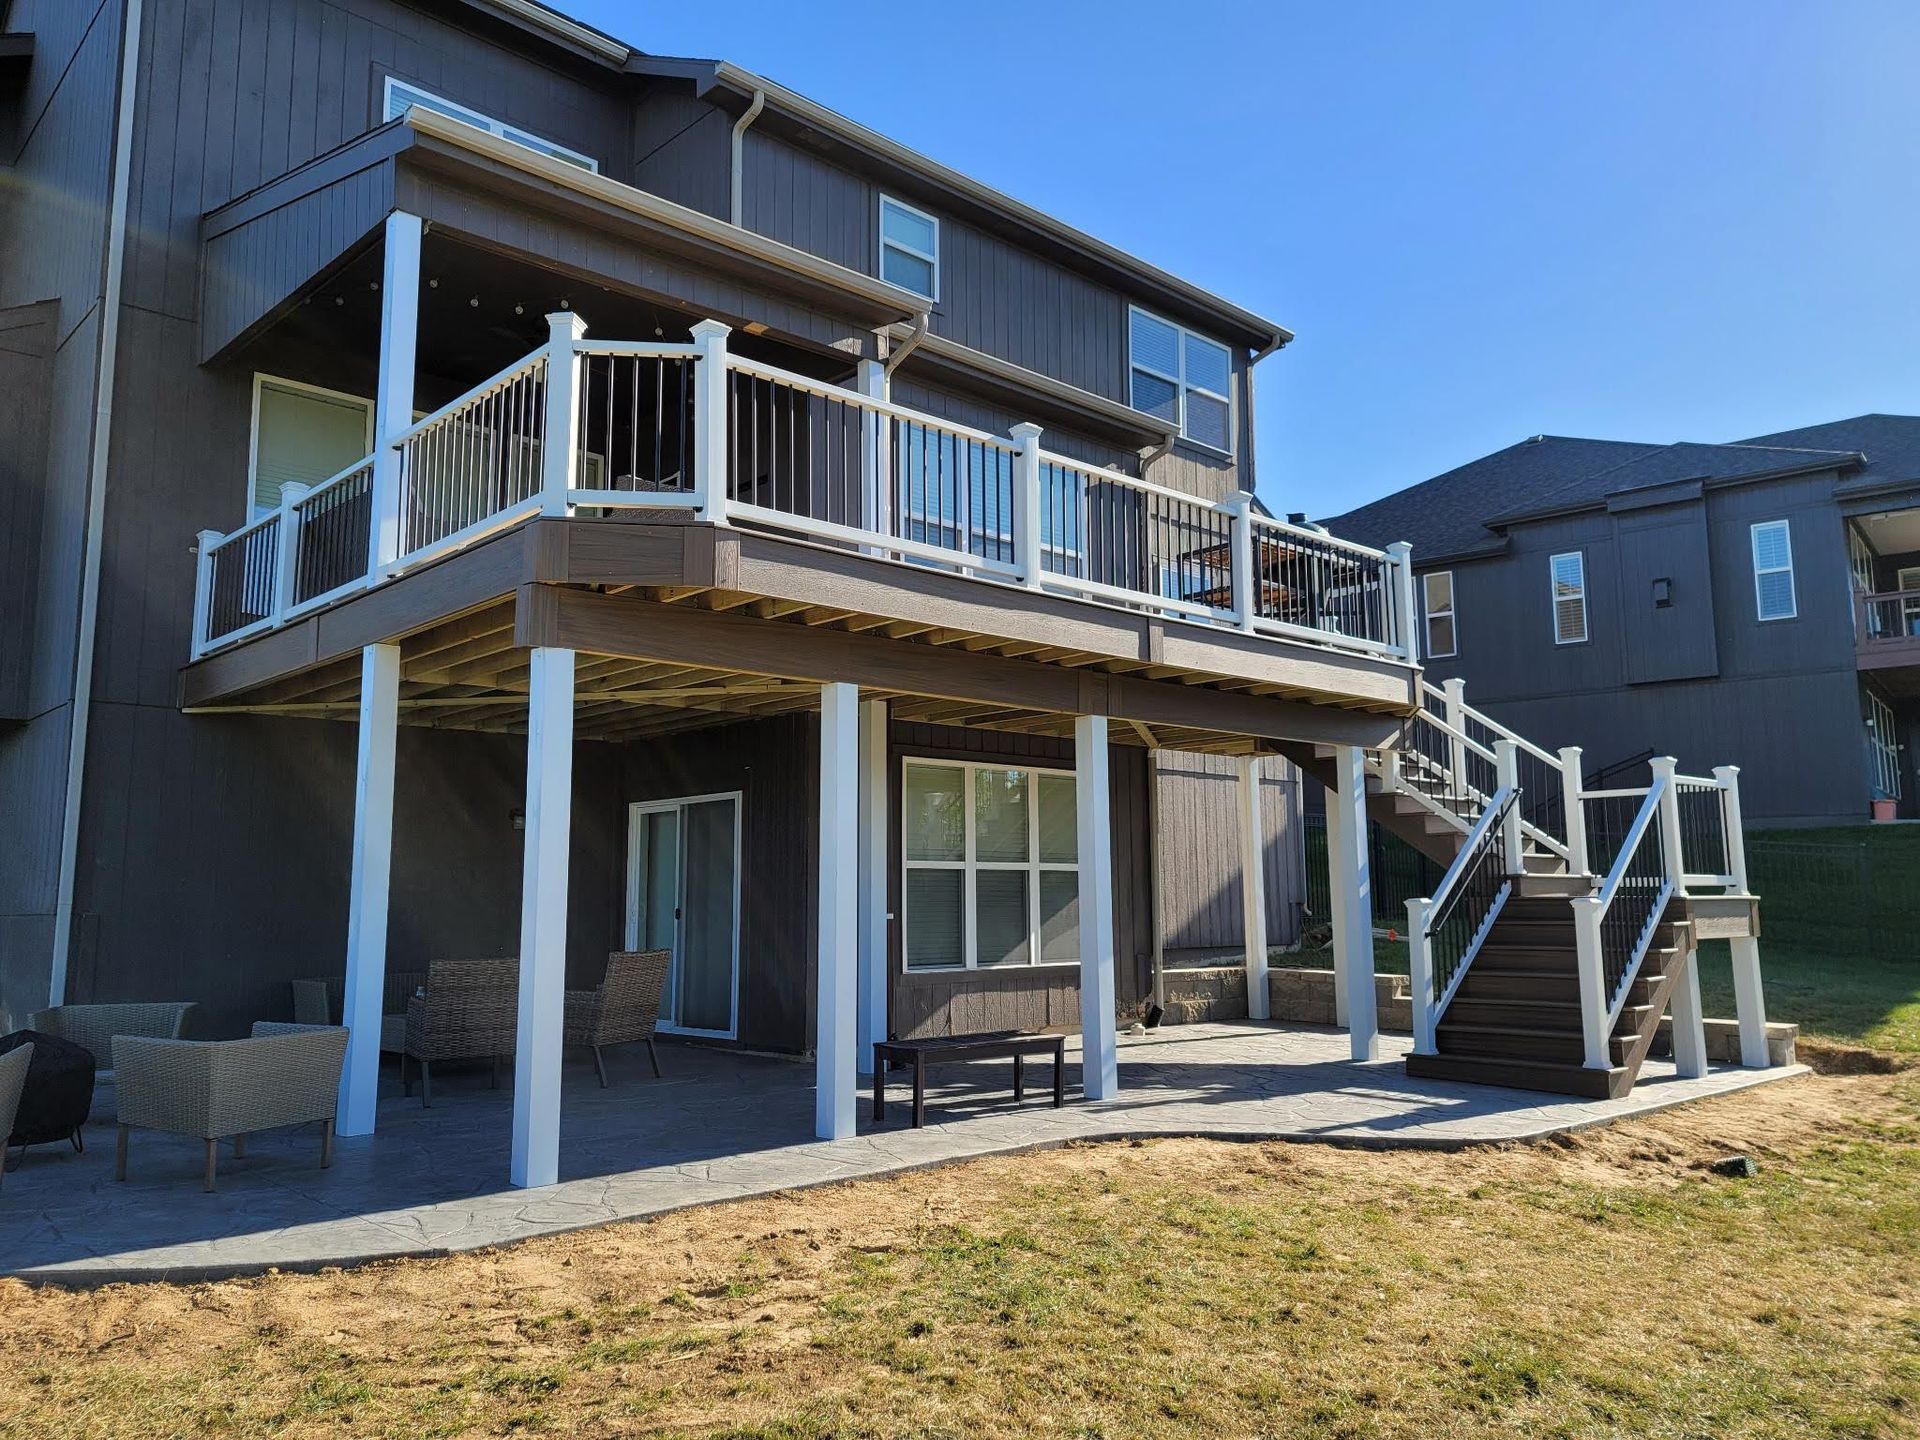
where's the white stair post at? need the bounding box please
[1649,756,1707,1078]
[1075,714,1119,1100]
[368,211,422,579]
[271,482,309,623]
[1009,422,1045,588]
[816,682,860,1138]
[856,697,890,1077]
[1650,756,1686,893]
[1237,755,1270,1021]
[190,528,221,659]
[540,312,587,517]
[1714,764,1770,1068]
[856,358,888,553]
[1387,541,1418,664]
[1442,677,1468,800]
[1230,491,1257,632]
[510,646,576,1189]
[1495,738,1524,873]
[1571,895,1611,1070]
[1404,896,1437,1055]
[690,319,732,523]
[1329,743,1379,1062]
[1558,745,1588,876]
[337,643,401,1136]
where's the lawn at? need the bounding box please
[2,1071,1915,1438]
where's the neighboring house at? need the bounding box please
[1325,417,1920,826]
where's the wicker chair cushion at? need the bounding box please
[0,1030,96,1147]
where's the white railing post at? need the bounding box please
[190,528,221,659]
[856,358,888,554]
[1442,677,1468,799]
[541,311,587,518]
[271,482,309,623]
[1715,763,1770,1068]
[1650,756,1685,892]
[1405,897,1437,1055]
[1387,541,1417,664]
[1558,744,1588,876]
[1010,421,1044,589]
[1495,738,1524,873]
[1572,896,1611,1069]
[689,319,731,523]
[369,211,422,581]
[1230,491,1257,632]
[1713,764,1749,892]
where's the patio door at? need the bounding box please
[1900,566,1920,637]
[625,794,741,1039]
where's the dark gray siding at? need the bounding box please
[0,302,55,718]
[630,86,729,218]
[1614,503,1718,683]
[1155,753,1305,951]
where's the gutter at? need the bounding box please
[50,0,142,1006]
[728,88,765,226]
[883,311,929,380]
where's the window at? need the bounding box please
[901,760,1079,971]
[1423,570,1457,658]
[1549,551,1588,645]
[879,196,939,299]
[247,376,374,520]
[1129,308,1233,454]
[1750,519,1797,621]
[384,78,598,172]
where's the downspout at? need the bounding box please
[49,0,143,1007]
[729,88,765,226]
[883,310,930,381]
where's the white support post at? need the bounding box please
[690,319,732,523]
[1559,745,1588,876]
[1495,738,1524,873]
[1330,743,1379,1061]
[1237,755,1271,1021]
[856,697,890,1076]
[817,682,860,1138]
[271,482,309,622]
[1230,491,1257,632]
[1442,677,1468,800]
[1669,945,1709,1079]
[540,312,587,517]
[1571,896,1611,1070]
[510,647,576,1190]
[369,211,422,578]
[1405,897,1437,1054]
[1010,421,1045,589]
[1075,714,1119,1100]
[1326,759,1352,1030]
[1650,756,1685,893]
[337,643,400,1136]
[856,358,888,550]
[190,528,221,659]
[1714,764,1769,1068]
[1387,541,1418,664]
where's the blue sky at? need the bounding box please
[577,1,1920,517]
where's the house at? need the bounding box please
[1324,417,1920,826]
[0,0,1772,1189]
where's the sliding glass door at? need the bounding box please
[626,794,741,1038]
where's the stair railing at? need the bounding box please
[1408,679,1575,866]
[1570,769,1675,1069]
[1405,785,1521,1055]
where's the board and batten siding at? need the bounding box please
[1155,754,1305,952]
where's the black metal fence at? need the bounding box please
[1302,813,1446,932]
[1745,838,1915,961]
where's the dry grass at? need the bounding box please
[3,1071,1918,1439]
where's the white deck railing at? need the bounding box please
[190,313,1420,665]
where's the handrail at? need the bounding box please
[1593,776,1664,914]
[1426,782,1514,918]
[1248,509,1397,563]
[389,350,548,451]
[1037,448,1236,516]
[725,353,1020,450]
[1405,785,1518,1053]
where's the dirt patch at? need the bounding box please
[1796,1037,1920,1075]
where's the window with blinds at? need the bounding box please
[1751,520,1797,622]
[1129,307,1233,453]
[1423,570,1457,658]
[384,78,597,172]
[879,196,939,299]
[248,376,374,519]
[1549,551,1588,645]
[901,760,1079,971]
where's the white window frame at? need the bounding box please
[1866,689,1902,801]
[878,194,940,301]
[1128,305,1235,457]
[383,77,598,172]
[900,758,1079,973]
[1549,551,1588,646]
[1750,519,1798,622]
[1423,570,1458,658]
[246,373,375,522]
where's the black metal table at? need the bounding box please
[871,1031,1068,1128]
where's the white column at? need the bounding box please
[1404,897,1437,1054]
[856,358,887,548]
[271,482,309,622]
[1651,756,1685,892]
[1442,676,1468,799]
[540,312,587,516]
[1669,948,1709,1079]
[690,319,731,523]
[1326,769,1352,1030]
[1559,745,1588,875]
[190,528,221,659]
[1237,755,1271,1020]
[1010,421,1044,589]
[337,643,400,1136]
[1075,714,1119,1100]
[510,647,576,1189]
[369,211,422,578]
[1330,744,1379,1061]
[1715,764,1769,1067]
[1230,491,1257,632]
[1388,541,1418,664]
[1495,738,1524,872]
[1571,896,1612,1069]
[856,696,890,1076]
[816,682,860,1138]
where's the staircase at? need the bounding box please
[1283,678,1760,1099]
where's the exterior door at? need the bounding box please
[625,794,742,1039]
[1899,565,1920,636]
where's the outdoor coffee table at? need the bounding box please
[871,1031,1068,1128]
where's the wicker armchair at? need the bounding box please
[112,1022,348,1192]
[402,958,519,1107]
[291,970,427,1054]
[28,1001,196,1078]
[0,1042,31,1188]
[565,949,671,1088]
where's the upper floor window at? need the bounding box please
[248,376,373,520]
[1129,308,1232,454]
[879,196,939,299]
[1550,551,1588,645]
[384,78,598,173]
[1750,519,1797,621]
[1423,570,1457,658]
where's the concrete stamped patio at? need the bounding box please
[0,1022,1803,1286]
